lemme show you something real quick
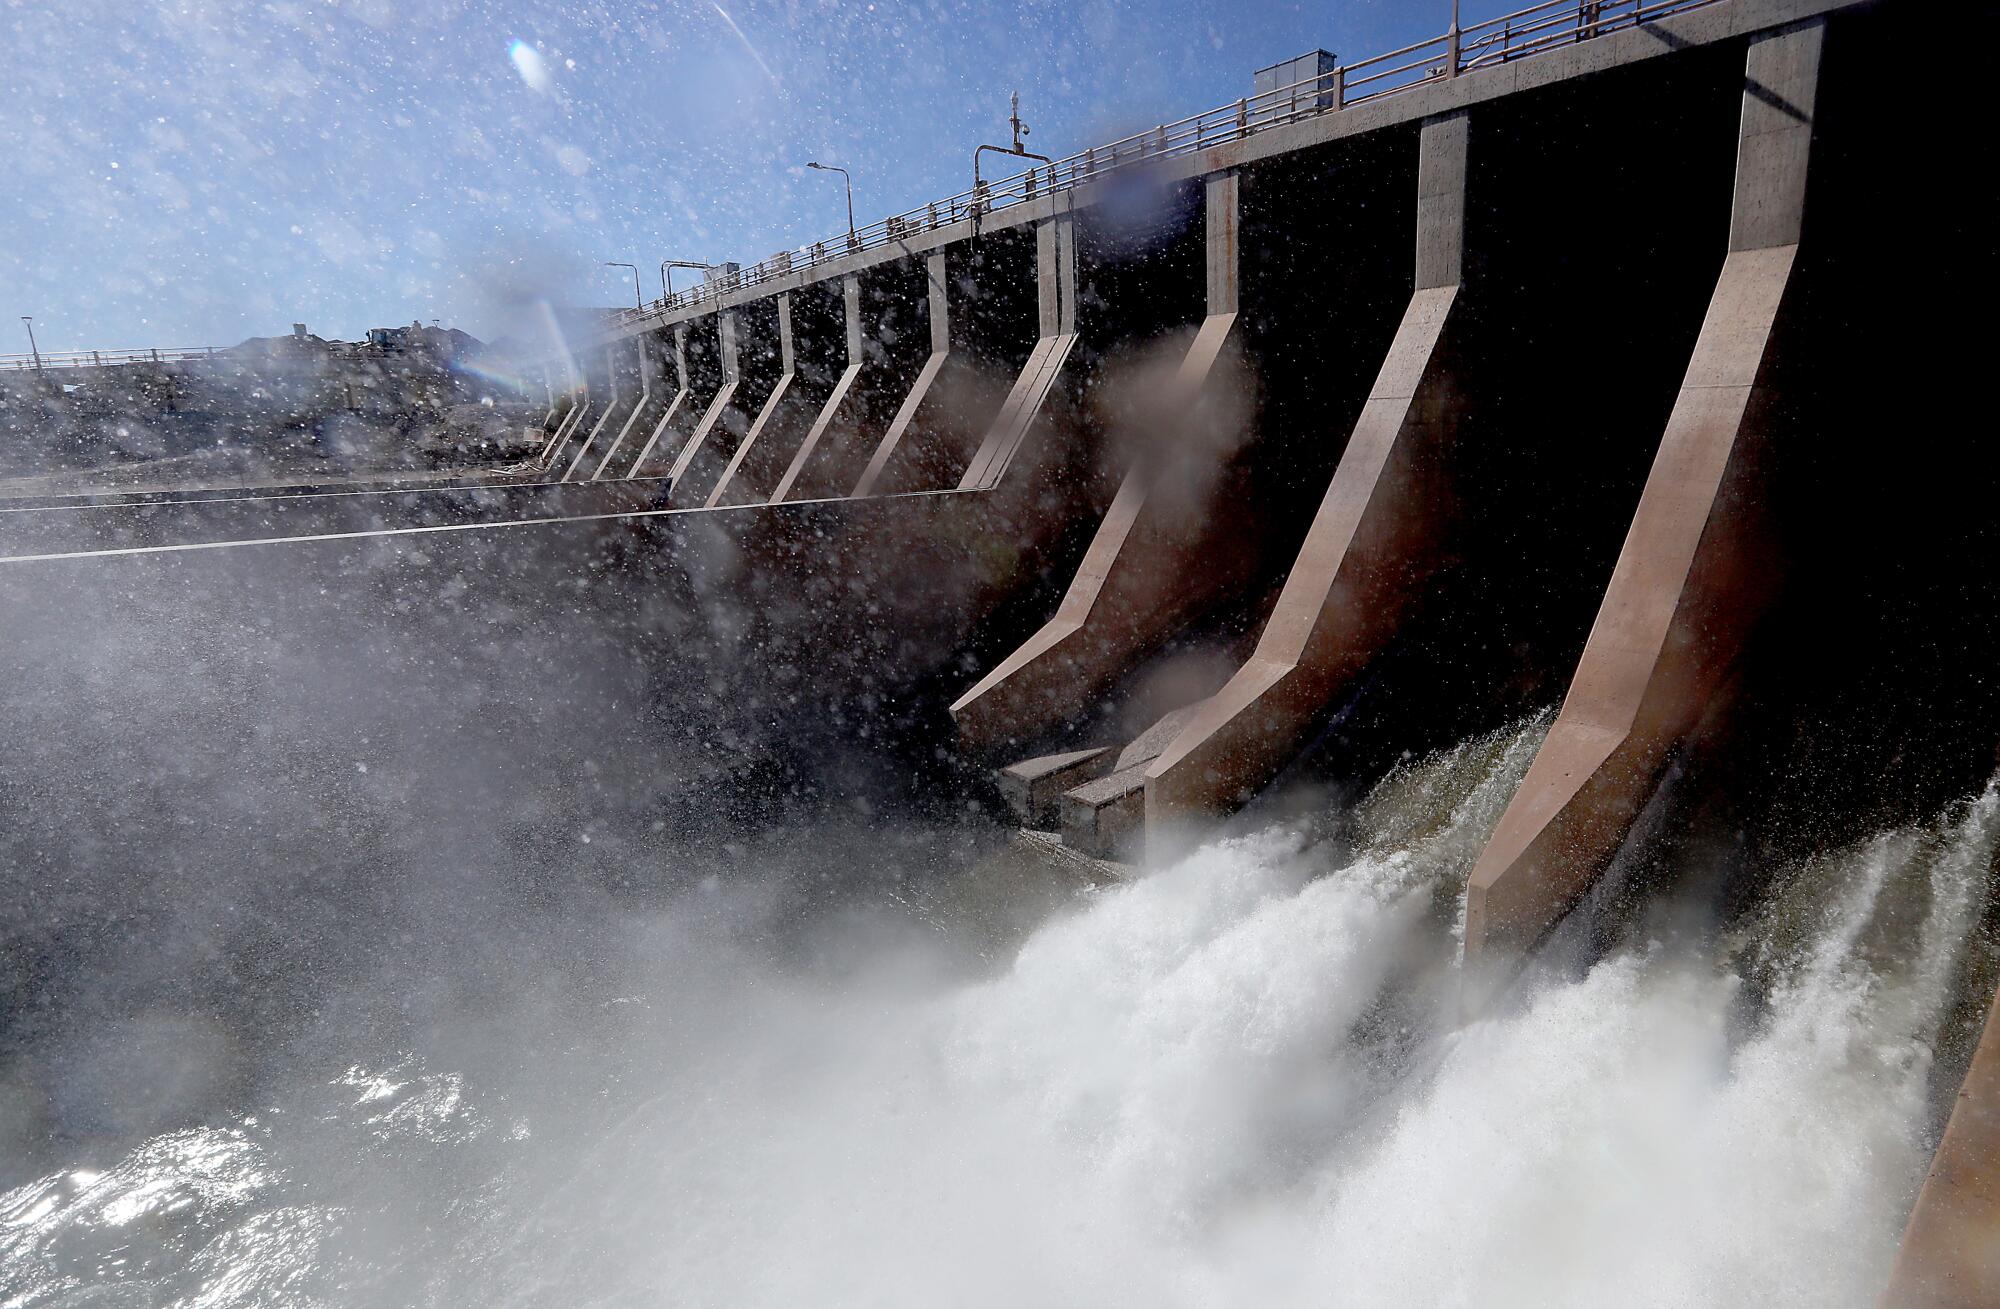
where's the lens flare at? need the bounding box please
[508,39,552,94]
[711,4,780,88]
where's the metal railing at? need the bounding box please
[0,345,226,372]
[615,0,1719,327]
[5,0,1722,367]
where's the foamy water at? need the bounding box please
[3,720,1993,1308]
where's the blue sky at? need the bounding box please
[3,0,1446,352]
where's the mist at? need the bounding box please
[3,2,1993,1304]
[1,533,1989,1309]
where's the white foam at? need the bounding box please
[8,727,1992,1309]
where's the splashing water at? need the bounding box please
[2,717,1993,1308]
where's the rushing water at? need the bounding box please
[2,711,1993,1308]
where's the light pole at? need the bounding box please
[973,93,1051,215]
[20,316,42,372]
[661,259,712,302]
[604,261,642,310]
[806,161,856,249]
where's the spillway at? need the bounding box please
[0,696,1990,1304]
[2,1,1994,1304]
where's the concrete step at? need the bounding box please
[997,747,1113,826]
[1059,702,1207,859]
[1061,763,1150,859]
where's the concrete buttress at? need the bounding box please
[562,346,628,481]
[1883,978,2000,1307]
[957,212,1079,492]
[706,293,796,507]
[1460,18,1824,972]
[950,174,1242,754]
[624,324,693,480]
[852,251,949,497]
[664,311,740,496]
[537,382,589,472]
[770,276,865,503]
[589,334,659,481]
[1143,112,1470,832]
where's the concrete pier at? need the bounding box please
[957,213,1078,492]
[1144,112,1470,833]
[662,309,746,502]
[623,324,693,481]
[850,228,1043,496]
[769,276,865,503]
[773,260,933,499]
[706,294,797,507]
[563,345,633,481]
[951,174,1241,754]
[536,384,589,472]
[1884,979,2000,1308]
[708,287,850,506]
[1461,19,1824,970]
[628,313,723,484]
[589,334,660,481]
[852,250,951,497]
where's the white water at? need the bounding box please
[3,718,1994,1308]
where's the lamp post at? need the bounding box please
[973,93,1052,217]
[20,316,42,372]
[661,259,714,302]
[806,161,857,249]
[604,261,642,310]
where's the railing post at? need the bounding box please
[1236,97,1248,135]
[1448,0,1461,76]
[1333,65,1345,108]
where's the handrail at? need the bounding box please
[612,0,1720,328]
[6,0,1725,368]
[0,345,227,371]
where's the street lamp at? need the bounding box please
[805,161,857,249]
[604,261,642,310]
[20,316,42,372]
[661,259,713,301]
[973,93,1051,220]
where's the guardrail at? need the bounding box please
[0,346,226,372]
[616,0,1719,327]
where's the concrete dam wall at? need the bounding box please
[1,0,1992,1302]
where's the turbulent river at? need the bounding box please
[3,706,1993,1309]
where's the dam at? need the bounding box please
[0,0,1993,1304]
